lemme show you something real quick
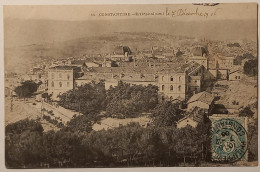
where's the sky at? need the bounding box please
[4,3,257,21]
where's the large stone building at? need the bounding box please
[48,66,81,100]
[157,61,205,101]
[188,46,208,69]
[110,45,133,62]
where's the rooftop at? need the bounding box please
[49,65,80,70]
[187,91,215,105]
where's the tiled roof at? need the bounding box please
[49,65,80,70]
[177,107,204,124]
[187,91,215,105]
[217,56,235,60]
[79,70,157,82]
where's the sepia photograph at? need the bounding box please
[3,3,258,168]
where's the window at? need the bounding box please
[51,81,54,87]
[59,82,62,87]
[67,82,70,87]
[162,76,164,81]
[178,85,181,91]
[170,76,174,81]
[59,73,62,78]
[179,76,181,81]
[67,74,70,80]
[51,73,55,79]
[162,85,165,91]
[195,80,197,84]
[170,85,173,91]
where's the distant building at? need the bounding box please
[75,67,157,90]
[189,46,208,69]
[158,61,205,101]
[158,71,186,101]
[229,69,242,81]
[69,59,101,68]
[177,107,204,129]
[48,66,81,100]
[110,45,132,62]
[215,56,235,69]
[187,91,215,115]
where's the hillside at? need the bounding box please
[4,18,257,73]
[4,32,195,73]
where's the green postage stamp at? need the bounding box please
[210,117,248,162]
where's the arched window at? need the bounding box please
[170,85,173,91]
[178,85,181,91]
[179,76,181,81]
[162,85,165,91]
[51,81,54,87]
[162,76,164,81]
[59,82,62,87]
[67,74,70,80]
[59,73,62,78]
[170,76,174,81]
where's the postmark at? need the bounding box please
[211,118,247,162]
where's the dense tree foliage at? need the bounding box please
[234,53,255,65]
[106,81,158,117]
[5,118,212,168]
[14,80,38,98]
[58,81,106,115]
[63,115,99,133]
[243,59,258,76]
[247,118,258,161]
[239,106,254,118]
[5,119,44,168]
[151,101,185,127]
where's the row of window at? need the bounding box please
[51,73,71,80]
[161,76,182,82]
[51,81,71,88]
[161,85,181,91]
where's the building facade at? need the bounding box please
[48,66,81,100]
[158,72,186,101]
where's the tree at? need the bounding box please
[14,80,38,98]
[151,101,184,127]
[243,59,257,76]
[58,80,106,115]
[239,106,254,118]
[5,119,44,168]
[234,53,255,65]
[63,115,97,133]
[247,118,258,161]
[106,81,158,117]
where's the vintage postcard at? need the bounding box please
[3,3,258,168]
